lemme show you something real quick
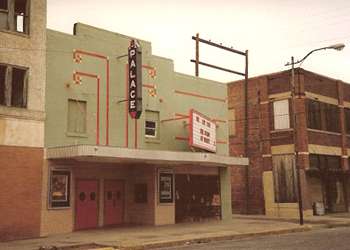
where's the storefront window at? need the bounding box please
[49,170,71,208]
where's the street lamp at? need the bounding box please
[285,43,345,226]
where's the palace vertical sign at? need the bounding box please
[189,109,217,152]
[128,39,142,119]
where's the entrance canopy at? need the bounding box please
[46,145,248,168]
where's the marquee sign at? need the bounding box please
[128,39,142,119]
[189,109,216,152]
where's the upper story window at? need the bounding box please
[67,99,87,135]
[306,99,321,130]
[273,99,290,130]
[0,64,28,108]
[0,0,29,34]
[345,108,350,134]
[0,0,8,10]
[306,99,340,133]
[145,110,159,139]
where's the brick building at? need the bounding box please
[0,0,46,241]
[228,68,350,217]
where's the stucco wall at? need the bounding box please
[45,23,228,155]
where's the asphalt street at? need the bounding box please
[156,227,350,250]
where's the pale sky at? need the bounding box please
[47,0,350,83]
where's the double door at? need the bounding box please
[75,179,124,230]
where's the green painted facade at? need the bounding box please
[45,23,229,155]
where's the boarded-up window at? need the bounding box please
[272,155,297,203]
[228,108,235,136]
[67,99,87,134]
[0,64,28,108]
[273,99,290,130]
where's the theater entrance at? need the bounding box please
[175,174,221,223]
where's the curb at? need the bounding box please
[116,226,312,250]
[312,222,350,229]
[232,215,350,228]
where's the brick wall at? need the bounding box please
[228,76,267,214]
[0,145,43,241]
[231,166,247,213]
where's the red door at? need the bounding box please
[75,179,99,230]
[104,180,124,226]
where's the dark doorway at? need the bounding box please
[175,174,220,223]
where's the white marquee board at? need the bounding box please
[189,109,216,152]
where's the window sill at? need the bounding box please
[270,128,293,133]
[307,128,341,136]
[0,105,45,121]
[47,206,71,210]
[157,202,174,206]
[145,137,161,144]
[0,29,30,38]
[66,132,88,138]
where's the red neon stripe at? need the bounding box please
[75,71,98,78]
[135,119,138,149]
[125,64,129,148]
[74,72,100,145]
[142,64,155,70]
[74,49,110,146]
[142,84,155,89]
[106,60,110,146]
[74,50,107,60]
[97,77,100,145]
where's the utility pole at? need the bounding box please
[244,50,249,214]
[290,56,304,225]
[286,43,345,225]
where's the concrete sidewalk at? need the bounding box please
[232,213,350,229]
[0,218,311,250]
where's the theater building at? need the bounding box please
[0,0,46,241]
[228,68,350,217]
[40,23,248,235]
